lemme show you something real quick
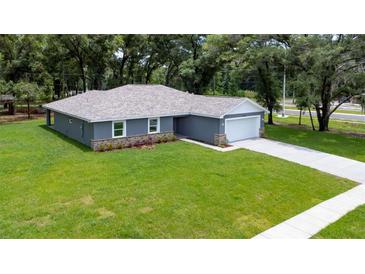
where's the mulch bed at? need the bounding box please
[219,144,233,148]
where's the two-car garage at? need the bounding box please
[174,98,266,145]
[224,115,261,143]
[221,99,266,143]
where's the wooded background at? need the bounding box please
[0,34,364,130]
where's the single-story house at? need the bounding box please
[43,84,267,150]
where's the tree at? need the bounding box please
[179,34,240,94]
[1,33,364,121]
[240,35,285,124]
[0,79,7,95]
[43,35,77,98]
[288,71,317,129]
[59,35,89,93]
[290,35,365,131]
[14,81,41,119]
[0,35,52,86]
[108,35,148,86]
[86,35,114,90]
[360,94,365,114]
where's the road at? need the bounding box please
[283,109,365,123]
[282,99,363,112]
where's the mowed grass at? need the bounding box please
[0,119,356,238]
[265,125,365,162]
[313,204,365,239]
[274,115,365,135]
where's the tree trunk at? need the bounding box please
[317,78,332,131]
[316,106,330,131]
[81,71,87,93]
[308,107,315,131]
[119,55,128,85]
[78,57,87,93]
[27,99,30,119]
[9,102,15,115]
[165,63,175,86]
[318,116,329,131]
[267,106,274,125]
[145,67,153,84]
[298,108,302,125]
[127,58,135,84]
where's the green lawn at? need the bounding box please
[313,204,365,239]
[0,119,356,238]
[274,115,365,135]
[265,125,365,162]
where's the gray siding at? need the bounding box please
[160,116,173,132]
[127,119,148,136]
[54,112,93,146]
[175,115,221,144]
[223,111,265,129]
[93,121,112,140]
[92,117,174,140]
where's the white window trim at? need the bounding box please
[148,117,160,134]
[112,120,126,138]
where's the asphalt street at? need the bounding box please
[282,109,365,122]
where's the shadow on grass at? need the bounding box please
[39,125,92,152]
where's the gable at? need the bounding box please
[224,99,266,116]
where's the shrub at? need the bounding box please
[170,135,176,142]
[135,140,142,148]
[116,143,123,150]
[147,136,153,146]
[98,144,105,152]
[107,143,113,151]
[125,142,132,148]
[243,90,257,99]
[132,140,144,148]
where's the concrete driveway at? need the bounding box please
[232,138,365,184]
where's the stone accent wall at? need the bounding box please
[214,133,227,146]
[91,132,175,151]
[259,127,265,137]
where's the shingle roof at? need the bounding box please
[43,85,261,122]
[0,94,15,102]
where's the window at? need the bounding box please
[113,121,125,137]
[148,118,160,134]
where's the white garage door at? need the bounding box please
[225,116,260,143]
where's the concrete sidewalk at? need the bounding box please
[232,138,365,184]
[252,185,365,239]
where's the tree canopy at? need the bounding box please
[0,34,364,129]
